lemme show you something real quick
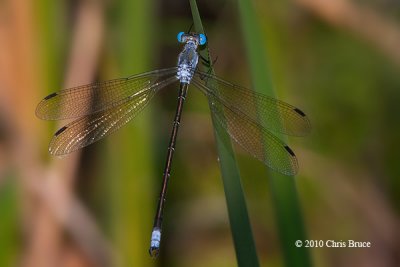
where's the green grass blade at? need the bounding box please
[237,0,313,266]
[0,177,18,267]
[107,0,156,265]
[189,1,260,266]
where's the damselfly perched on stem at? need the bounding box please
[36,31,311,257]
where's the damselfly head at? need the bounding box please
[177,32,207,46]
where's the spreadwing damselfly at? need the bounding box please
[36,32,311,257]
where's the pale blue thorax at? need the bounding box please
[176,40,199,84]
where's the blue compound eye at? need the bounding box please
[199,33,207,45]
[177,32,185,43]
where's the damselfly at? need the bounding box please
[36,32,311,257]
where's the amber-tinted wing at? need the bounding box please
[46,74,178,155]
[36,68,177,120]
[192,74,309,175]
[194,70,310,137]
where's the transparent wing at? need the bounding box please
[192,79,298,175]
[194,70,311,137]
[36,67,178,120]
[49,76,178,156]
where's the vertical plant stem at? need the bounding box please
[189,1,260,266]
[237,0,312,266]
[0,178,18,267]
[109,0,155,265]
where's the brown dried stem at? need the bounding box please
[0,1,113,267]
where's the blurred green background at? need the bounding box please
[0,0,399,266]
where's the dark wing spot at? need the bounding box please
[55,126,67,136]
[284,145,295,157]
[44,92,58,100]
[293,108,306,117]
